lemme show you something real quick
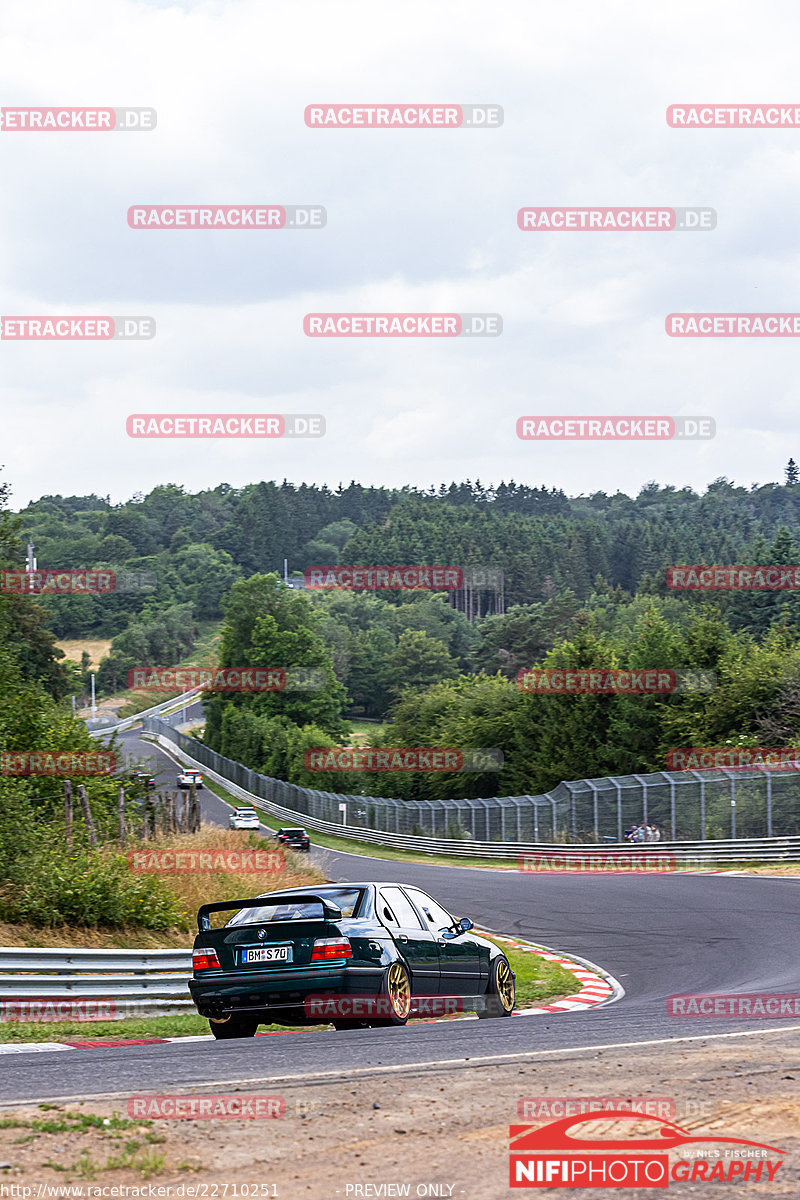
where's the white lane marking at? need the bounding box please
[0,1043,72,1055]
[1,1024,798,1107]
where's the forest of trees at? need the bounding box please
[6,466,800,814]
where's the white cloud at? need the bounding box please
[2,0,799,504]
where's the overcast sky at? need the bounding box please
[2,0,800,508]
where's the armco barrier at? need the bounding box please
[87,687,204,737]
[0,947,193,1018]
[144,721,800,863]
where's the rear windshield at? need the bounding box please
[280,828,306,836]
[235,809,257,815]
[225,887,363,927]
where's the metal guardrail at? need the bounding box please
[87,687,204,737]
[0,947,193,1017]
[150,727,800,863]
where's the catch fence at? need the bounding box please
[142,719,800,843]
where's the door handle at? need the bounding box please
[437,939,448,946]
[398,935,408,943]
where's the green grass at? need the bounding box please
[480,934,578,1006]
[0,1013,309,1043]
[348,720,388,744]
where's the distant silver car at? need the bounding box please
[229,807,261,830]
[177,769,204,790]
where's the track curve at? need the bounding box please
[3,724,798,1105]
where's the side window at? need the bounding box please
[405,890,454,931]
[381,887,423,929]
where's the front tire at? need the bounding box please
[370,961,412,1026]
[478,956,515,1018]
[209,1014,258,1039]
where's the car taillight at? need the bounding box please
[193,947,222,971]
[311,938,353,962]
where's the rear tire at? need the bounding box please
[209,1015,258,1039]
[478,956,515,1018]
[370,961,412,1026]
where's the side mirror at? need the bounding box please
[439,928,457,940]
[458,917,473,932]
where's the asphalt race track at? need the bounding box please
[2,723,798,1105]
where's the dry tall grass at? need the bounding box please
[0,828,325,949]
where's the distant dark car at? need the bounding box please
[131,770,156,791]
[276,827,310,852]
[189,883,516,1039]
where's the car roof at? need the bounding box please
[254,883,424,894]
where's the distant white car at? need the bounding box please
[229,807,261,830]
[177,769,204,790]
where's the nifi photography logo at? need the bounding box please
[509,1111,784,1188]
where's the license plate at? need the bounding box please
[241,946,292,965]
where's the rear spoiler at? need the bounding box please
[197,893,343,933]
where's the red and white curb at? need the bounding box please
[0,937,621,1053]
[479,931,624,1016]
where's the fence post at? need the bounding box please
[64,780,73,851]
[77,784,98,847]
[118,785,126,847]
[587,781,599,841]
[670,776,676,841]
[766,771,773,838]
[191,786,201,832]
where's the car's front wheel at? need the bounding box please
[478,956,515,1018]
[370,961,412,1026]
[209,1014,259,1039]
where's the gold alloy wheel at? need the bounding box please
[388,962,412,1018]
[496,958,515,1011]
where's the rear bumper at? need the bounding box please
[189,966,384,1019]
